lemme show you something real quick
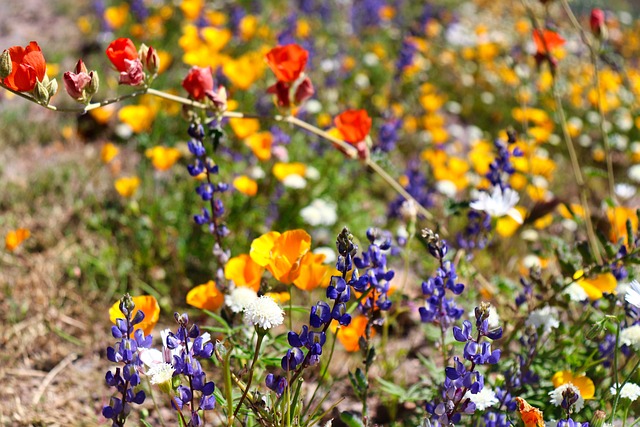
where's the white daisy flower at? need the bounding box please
[610,382,640,402]
[282,174,307,189]
[549,383,584,412]
[470,186,523,224]
[464,387,498,411]
[243,295,285,330]
[525,306,559,334]
[614,183,636,200]
[225,287,259,313]
[619,324,640,349]
[625,280,640,309]
[564,282,589,302]
[147,363,175,385]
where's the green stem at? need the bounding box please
[223,347,235,426]
[234,330,265,418]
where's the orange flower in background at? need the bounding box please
[186,280,224,311]
[101,142,119,164]
[145,146,181,171]
[114,176,141,198]
[250,229,311,284]
[245,131,273,161]
[334,109,372,143]
[533,29,565,55]
[552,371,595,399]
[515,397,544,427]
[106,38,138,72]
[293,252,329,291]
[233,175,258,196]
[265,44,309,83]
[224,254,264,291]
[607,206,638,244]
[5,228,30,251]
[3,41,46,92]
[109,295,160,336]
[331,316,373,352]
[574,270,617,301]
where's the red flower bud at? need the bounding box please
[119,58,145,86]
[334,109,372,144]
[265,44,309,83]
[2,41,46,92]
[182,66,214,101]
[293,77,314,105]
[267,81,291,108]
[106,38,138,73]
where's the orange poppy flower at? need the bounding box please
[106,38,138,72]
[265,44,309,83]
[331,316,373,352]
[573,270,617,301]
[515,397,544,427]
[5,228,30,251]
[224,254,264,291]
[109,295,160,336]
[186,280,224,311]
[334,109,372,144]
[3,41,46,92]
[250,229,311,284]
[293,252,329,291]
[532,29,565,55]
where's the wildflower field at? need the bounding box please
[4,0,640,426]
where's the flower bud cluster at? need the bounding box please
[353,228,395,317]
[63,59,99,104]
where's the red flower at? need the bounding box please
[334,109,372,143]
[3,41,46,92]
[265,44,309,83]
[590,9,605,37]
[532,29,565,55]
[106,38,138,73]
[182,66,214,101]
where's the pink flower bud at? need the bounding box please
[267,80,291,108]
[74,59,88,75]
[119,58,145,86]
[182,66,214,101]
[63,70,91,100]
[294,76,314,105]
[205,85,227,111]
[590,9,606,38]
[145,47,159,75]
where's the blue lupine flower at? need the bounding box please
[388,162,435,219]
[557,419,589,427]
[353,228,395,316]
[103,295,151,427]
[265,373,288,397]
[376,117,402,153]
[395,38,417,79]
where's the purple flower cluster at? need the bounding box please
[419,229,465,330]
[375,117,402,153]
[395,38,417,79]
[482,387,517,427]
[267,228,358,396]
[426,303,503,425]
[103,295,152,427]
[388,162,434,219]
[353,228,395,318]
[557,419,589,427]
[166,312,216,426]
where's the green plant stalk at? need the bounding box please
[223,347,235,426]
[234,330,265,418]
[145,377,167,427]
[302,328,339,419]
[559,0,617,226]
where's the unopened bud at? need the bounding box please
[86,70,99,95]
[138,43,149,64]
[293,76,314,105]
[47,78,58,97]
[590,9,607,40]
[33,79,50,104]
[589,410,607,427]
[75,59,88,75]
[145,46,159,75]
[0,49,11,79]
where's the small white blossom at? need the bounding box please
[549,383,584,412]
[470,187,523,224]
[300,199,338,227]
[243,295,285,330]
[619,324,640,349]
[314,247,336,265]
[464,387,498,410]
[564,282,589,302]
[282,174,307,189]
[525,306,559,334]
[610,382,640,402]
[147,363,175,385]
[615,183,636,200]
[625,280,640,309]
[436,180,458,198]
[225,287,258,313]
[628,164,640,183]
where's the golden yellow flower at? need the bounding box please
[233,175,258,196]
[114,176,141,198]
[101,143,119,164]
[104,4,129,29]
[224,254,264,291]
[552,371,595,399]
[229,118,260,139]
[250,229,311,284]
[186,280,224,311]
[118,105,156,133]
[273,163,306,182]
[574,270,617,301]
[145,146,181,171]
[5,228,30,251]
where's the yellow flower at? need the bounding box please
[145,146,181,171]
[186,280,224,311]
[250,229,311,284]
[273,162,306,182]
[239,15,258,41]
[233,175,258,196]
[90,104,116,125]
[607,207,639,244]
[229,118,260,139]
[552,371,595,399]
[5,228,30,251]
[224,254,264,292]
[156,50,173,75]
[222,52,265,90]
[265,291,290,304]
[574,270,617,301]
[496,206,527,238]
[101,143,119,164]
[180,0,203,20]
[109,295,160,336]
[104,4,129,29]
[245,132,273,161]
[118,105,156,133]
[114,176,141,198]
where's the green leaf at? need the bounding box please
[340,411,365,427]
[140,421,154,427]
[203,310,230,329]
